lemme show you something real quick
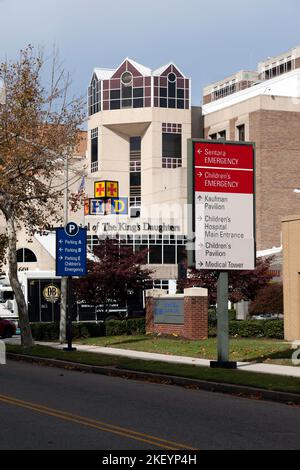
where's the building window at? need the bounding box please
[87,235,187,266]
[218,130,226,140]
[88,75,101,116]
[237,124,245,142]
[149,245,162,264]
[162,124,182,168]
[103,61,150,111]
[213,83,236,101]
[149,279,170,291]
[121,71,133,108]
[163,245,176,264]
[263,57,295,80]
[17,248,37,263]
[209,133,217,140]
[154,65,189,109]
[91,128,98,173]
[130,137,141,208]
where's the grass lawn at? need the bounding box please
[74,335,292,364]
[5,344,300,395]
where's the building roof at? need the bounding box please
[152,62,186,77]
[94,68,115,81]
[125,58,151,76]
[92,58,188,80]
[202,68,300,115]
[258,45,300,71]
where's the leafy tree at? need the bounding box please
[0,46,84,346]
[249,283,283,316]
[181,257,274,305]
[73,238,152,315]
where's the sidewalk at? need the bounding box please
[35,340,300,379]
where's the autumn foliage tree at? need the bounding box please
[0,46,84,346]
[249,283,283,316]
[73,238,152,315]
[181,257,274,305]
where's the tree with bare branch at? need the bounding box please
[0,46,85,346]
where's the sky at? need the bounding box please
[1,0,300,106]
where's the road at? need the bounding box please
[0,360,300,450]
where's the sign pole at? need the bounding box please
[217,271,229,362]
[210,271,236,368]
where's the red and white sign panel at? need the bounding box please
[194,141,255,271]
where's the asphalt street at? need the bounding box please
[0,360,300,450]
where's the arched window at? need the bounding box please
[121,71,133,108]
[154,64,188,109]
[16,248,37,263]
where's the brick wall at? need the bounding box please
[249,109,300,249]
[203,94,212,105]
[184,295,208,340]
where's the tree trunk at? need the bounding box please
[6,213,34,347]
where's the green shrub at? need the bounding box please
[105,318,145,336]
[208,308,217,326]
[125,318,145,335]
[228,309,237,321]
[229,320,265,337]
[208,325,217,337]
[105,319,128,337]
[209,309,236,327]
[263,320,284,339]
[30,322,59,341]
[30,322,105,341]
[209,319,283,339]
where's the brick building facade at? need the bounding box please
[202,47,300,250]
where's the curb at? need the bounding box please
[7,352,300,406]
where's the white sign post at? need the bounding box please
[192,140,255,368]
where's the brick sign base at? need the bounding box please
[146,288,208,340]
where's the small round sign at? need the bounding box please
[43,285,61,303]
[65,222,79,236]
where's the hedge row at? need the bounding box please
[30,318,144,341]
[30,317,283,341]
[209,320,284,339]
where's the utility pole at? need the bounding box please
[59,156,68,343]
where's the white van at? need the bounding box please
[0,285,18,321]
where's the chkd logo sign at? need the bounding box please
[85,198,128,215]
[42,285,61,303]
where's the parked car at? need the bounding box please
[0,318,17,338]
[251,313,283,320]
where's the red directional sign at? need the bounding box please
[193,140,255,271]
[194,142,254,169]
[195,168,254,194]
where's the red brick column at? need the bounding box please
[184,288,208,340]
[145,294,155,334]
